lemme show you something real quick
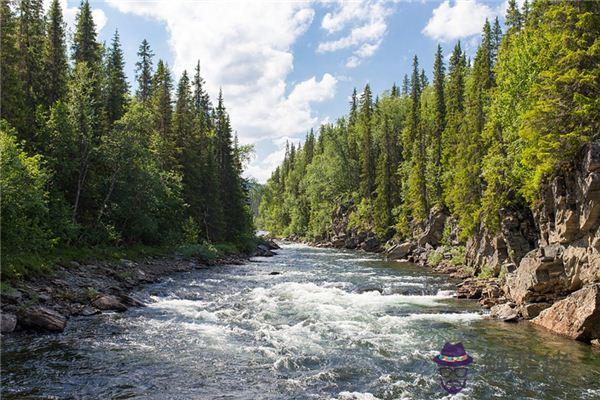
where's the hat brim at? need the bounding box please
[433,355,473,366]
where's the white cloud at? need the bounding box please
[106,0,340,182]
[317,0,396,68]
[43,0,107,33]
[422,0,496,42]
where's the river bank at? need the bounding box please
[3,243,599,399]
[274,142,600,346]
[0,240,280,334]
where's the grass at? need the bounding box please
[1,244,171,281]
[1,238,258,282]
[478,264,495,279]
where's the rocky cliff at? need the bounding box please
[382,141,600,343]
[502,141,600,341]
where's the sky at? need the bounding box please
[51,0,516,183]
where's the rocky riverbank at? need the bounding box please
[0,240,280,335]
[285,141,600,345]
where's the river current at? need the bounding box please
[2,243,600,399]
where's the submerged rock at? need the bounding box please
[18,307,67,332]
[532,283,600,341]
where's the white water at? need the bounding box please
[2,244,599,399]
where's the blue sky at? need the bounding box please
[54,0,513,182]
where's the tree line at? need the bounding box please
[1,0,255,274]
[258,0,599,243]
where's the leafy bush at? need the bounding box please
[427,248,444,266]
[1,122,54,277]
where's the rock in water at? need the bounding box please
[92,294,128,312]
[490,303,519,322]
[532,283,600,341]
[385,241,415,260]
[18,307,67,332]
[1,313,17,333]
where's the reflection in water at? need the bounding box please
[2,243,600,399]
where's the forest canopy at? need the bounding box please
[258,0,599,242]
[1,0,255,277]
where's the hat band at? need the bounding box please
[437,354,469,362]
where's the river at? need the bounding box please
[2,243,600,399]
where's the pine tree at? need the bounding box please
[506,0,523,31]
[407,55,428,218]
[420,69,428,88]
[135,39,154,103]
[214,90,251,241]
[105,30,128,124]
[431,44,445,204]
[17,0,45,143]
[391,83,399,97]
[42,0,68,108]
[151,60,173,140]
[401,74,410,96]
[491,17,502,63]
[192,60,212,131]
[0,0,25,133]
[72,0,100,66]
[359,84,375,199]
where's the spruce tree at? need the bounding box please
[42,0,68,108]
[135,39,154,103]
[105,30,128,124]
[359,84,375,199]
[0,0,25,133]
[72,0,100,65]
[401,74,410,96]
[407,55,428,218]
[506,0,523,31]
[431,44,445,204]
[17,0,45,143]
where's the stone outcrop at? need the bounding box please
[328,199,381,252]
[532,284,600,341]
[17,307,67,332]
[465,206,537,276]
[416,205,448,247]
[499,141,600,342]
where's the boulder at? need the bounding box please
[490,303,519,322]
[1,313,17,333]
[255,244,276,257]
[532,283,600,341]
[119,294,145,308]
[457,278,485,299]
[385,241,415,260]
[360,236,380,252]
[17,307,67,332]
[91,294,128,312]
[520,302,551,319]
[504,249,568,304]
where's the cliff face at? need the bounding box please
[502,142,600,341]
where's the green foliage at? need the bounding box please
[478,264,495,279]
[0,122,53,262]
[0,1,257,279]
[257,1,598,247]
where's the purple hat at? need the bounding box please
[433,342,473,367]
